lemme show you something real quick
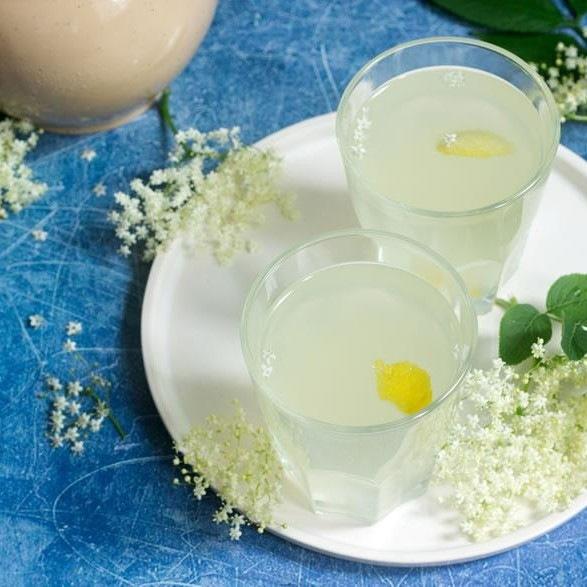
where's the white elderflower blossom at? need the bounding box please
[111,127,297,265]
[63,426,80,442]
[67,401,81,416]
[41,323,125,455]
[67,380,83,397]
[50,434,64,448]
[80,148,96,162]
[176,401,284,538]
[31,229,47,241]
[433,354,587,541]
[92,182,107,197]
[95,401,110,418]
[66,321,83,336]
[531,337,546,360]
[536,44,587,121]
[63,338,77,352]
[71,440,85,455]
[28,314,45,329]
[53,395,67,411]
[76,413,91,429]
[89,417,104,432]
[46,376,62,391]
[0,118,47,218]
[50,410,65,431]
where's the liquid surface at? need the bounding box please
[260,263,460,426]
[352,66,542,212]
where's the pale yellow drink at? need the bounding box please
[353,66,542,212]
[261,262,460,426]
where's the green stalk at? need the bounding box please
[84,386,126,439]
[158,88,178,135]
[495,297,517,311]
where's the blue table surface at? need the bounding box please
[2,1,587,585]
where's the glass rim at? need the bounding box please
[335,36,561,219]
[240,228,478,435]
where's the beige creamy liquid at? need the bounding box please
[0,0,217,132]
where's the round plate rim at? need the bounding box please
[141,112,587,566]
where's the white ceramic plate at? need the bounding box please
[141,113,587,566]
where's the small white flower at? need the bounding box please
[53,395,67,411]
[71,440,85,455]
[28,314,45,329]
[531,338,546,360]
[566,45,579,59]
[89,417,104,432]
[66,321,83,336]
[63,426,79,442]
[31,229,47,241]
[67,401,81,416]
[46,376,62,391]
[443,132,457,146]
[81,148,96,162]
[229,525,242,541]
[67,380,83,397]
[92,183,107,197]
[50,434,64,448]
[262,350,276,362]
[261,364,273,378]
[95,401,110,418]
[51,410,66,431]
[77,413,91,429]
[63,338,77,352]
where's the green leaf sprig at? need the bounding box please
[428,0,587,74]
[498,273,587,364]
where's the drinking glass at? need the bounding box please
[336,37,560,314]
[241,230,476,522]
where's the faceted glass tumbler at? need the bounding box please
[336,37,560,314]
[241,230,477,523]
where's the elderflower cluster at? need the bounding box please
[45,375,110,455]
[0,118,47,218]
[433,356,587,541]
[110,127,297,265]
[175,402,284,538]
[29,317,124,454]
[536,43,587,121]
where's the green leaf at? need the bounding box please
[478,32,579,64]
[499,303,553,364]
[429,0,567,33]
[546,273,587,320]
[567,0,587,18]
[561,317,587,360]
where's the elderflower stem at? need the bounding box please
[158,88,178,135]
[566,113,587,121]
[495,296,562,323]
[495,296,517,310]
[83,387,126,439]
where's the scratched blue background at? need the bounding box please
[2,0,587,585]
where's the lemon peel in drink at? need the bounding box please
[437,130,513,158]
[374,360,433,414]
